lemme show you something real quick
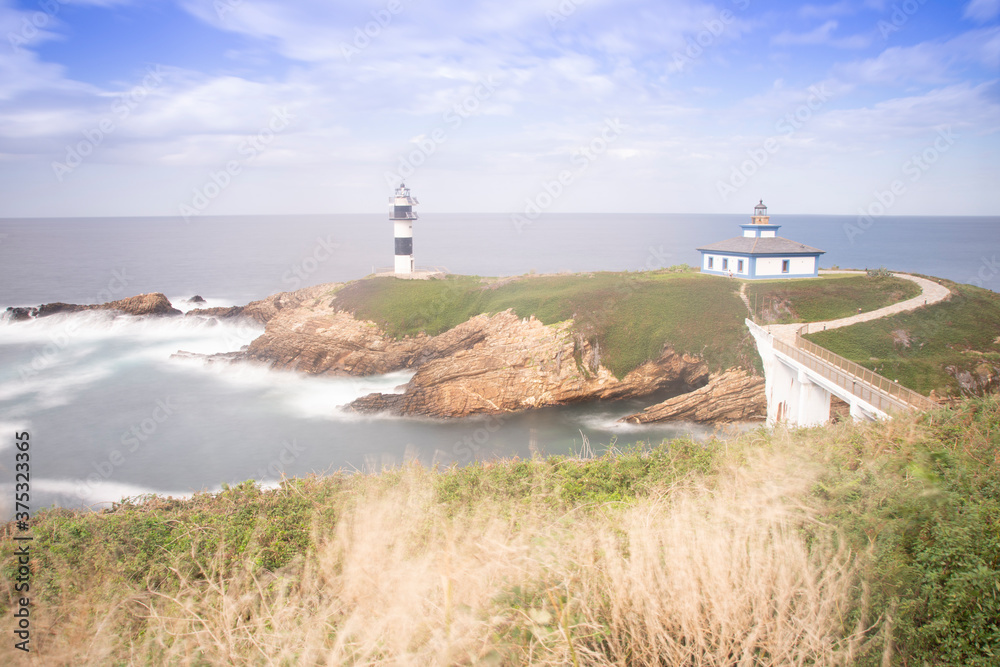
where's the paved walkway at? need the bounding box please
[761,270,951,344]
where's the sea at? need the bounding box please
[1,213,997,518]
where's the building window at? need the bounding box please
[722,258,728,270]
[737,259,744,273]
[782,260,790,273]
[707,257,713,269]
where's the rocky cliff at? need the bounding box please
[345,312,709,418]
[228,282,717,418]
[619,368,766,424]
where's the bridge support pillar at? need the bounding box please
[796,370,831,427]
[849,400,877,422]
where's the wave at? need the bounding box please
[167,356,414,419]
[0,478,199,518]
[0,362,115,416]
[574,410,733,442]
[0,308,262,345]
[166,295,244,314]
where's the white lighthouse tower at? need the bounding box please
[389,182,418,275]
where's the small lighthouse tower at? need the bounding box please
[751,199,769,225]
[389,182,418,275]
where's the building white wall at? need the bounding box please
[703,254,749,274]
[791,256,815,274]
[760,230,776,238]
[393,220,412,238]
[755,256,815,276]
[755,257,782,276]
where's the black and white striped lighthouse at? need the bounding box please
[389,182,418,275]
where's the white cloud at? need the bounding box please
[833,27,1000,86]
[771,20,870,49]
[964,0,1000,23]
[799,2,856,20]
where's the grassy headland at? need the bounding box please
[805,281,1000,396]
[3,398,999,664]
[745,273,922,324]
[331,268,753,378]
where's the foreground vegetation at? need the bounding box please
[3,398,999,664]
[331,268,753,377]
[745,272,921,324]
[806,280,1000,396]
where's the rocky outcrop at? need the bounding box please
[947,362,1000,396]
[186,284,336,324]
[344,311,709,418]
[235,285,711,418]
[7,293,182,319]
[619,368,766,424]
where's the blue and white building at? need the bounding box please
[697,201,824,279]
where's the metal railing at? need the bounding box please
[774,325,937,413]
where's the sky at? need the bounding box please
[0,0,997,217]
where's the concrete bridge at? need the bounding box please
[746,272,948,427]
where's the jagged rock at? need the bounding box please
[238,287,711,417]
[185,284,339,324]
[946,363,1000,395]
[185,306,245,319]
[4,306,38,321]
[341,312,709,418]
[187,295,206,304]
[22,293,182,318]
[619,368,766,424]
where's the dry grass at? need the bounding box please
[16,437,879,666]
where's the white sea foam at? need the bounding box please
[0,363,115,416]
[168,356,414,419]
[0,479,198,518]
[574,410,727,442]
[166,295,244,314]
[0,421,32,452]
[0,309,261,346]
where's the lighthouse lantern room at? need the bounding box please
[389,182,418,275]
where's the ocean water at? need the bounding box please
[0,213,997,517]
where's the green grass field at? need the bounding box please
[805,281,1000,396]
[745,273,921,324]
[4,398,998,665]
[331,269,752,377]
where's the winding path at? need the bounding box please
[744,270,951,344]
[741,270,951,418]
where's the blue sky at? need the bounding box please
[0,0,997,217]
